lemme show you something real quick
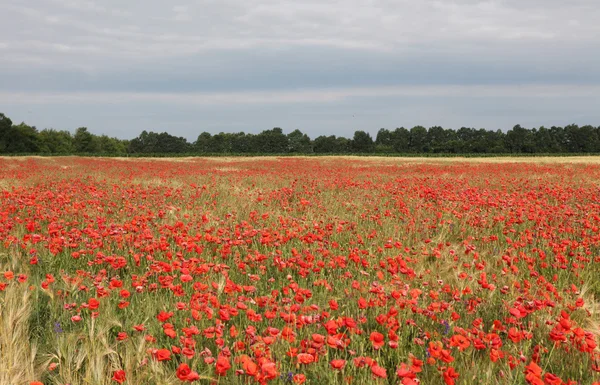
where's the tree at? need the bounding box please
[97,135,127,154]
[194,132,213,153]
[0,113,13,153]
[427,126,452,153]
[0,115,40,153]
[128,131,161,153]
[374,128,393,153]
[335,136,351,153]
[231,133,253,153]
[506,125,535,153]
[351,130,375,153]
[4,123,40,153]
[390,127,410,153]
[564,124,600,153]
[287,129,312,153]
[254,128,288,153]
[38,129,74,154]
[209,133,232,153]
[485,130,507,153]
[548,126,567,152]
[375,128,392,146]
[313,135,337,153]
[74,127,99,153]
[409,126,428,152]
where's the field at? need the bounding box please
[1,156,599,385]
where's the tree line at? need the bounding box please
[1,112,600,155]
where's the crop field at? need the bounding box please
[1,156,600,385]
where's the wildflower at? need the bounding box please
[293,374,306,384]
[53,322,63,334]
[371,364,387,378]
[443,367,459,385]
[112,370,126,384]
[331,359,346,370]
[216,355,231,376]
[370,331,385,350]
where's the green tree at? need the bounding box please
[506,125,535,153]
[313,135,337,153]
[548,126,567,152]
[486,130,507,153]
[287,129,312,153]
[38,129,74,154]
[564,124,599,153]
[97,135,127,154]
[255,128,288,153]
[409,126,428,152]
[375,128,392,146]
[351,130,375,153]
[4,123,39,153]
[335,137,351,153]
[211,133,231,153]
[0,113,13,153]
[194,132,213,153]
[375,128,393,153]
[231,133,253,153]
[390,127,410,153]
[533,126,552,153]
[74,127,99,153]
[427,126,454,153]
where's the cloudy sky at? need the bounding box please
[1,0,599,140]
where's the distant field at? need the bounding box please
[6,154,600,163]
[1,157,599,385]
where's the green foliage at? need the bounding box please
[74,127,99,153]
[287,129,313,153]
[38,129,74,154]
[254,127,288,153]
[409,125,428,152]
[0,113,13,153]
[0,115,40,153]
[351,130,375,153]
[1,111,600,156]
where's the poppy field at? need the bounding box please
[1,156,600,385]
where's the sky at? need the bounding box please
[1,0,599,140]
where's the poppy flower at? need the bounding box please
[261,361,278,379]
[176,363,200,382]
[371,364,387,378]
[370,331,385,350]
[154,349,171,361]
[297,353,315,364]
[331,359,346,370]
[443,367,459,385]
[449,334,470,351]
[293,374,306,384]
[216,355,231,376]
[429,341,442,358]
[112,370,126,384]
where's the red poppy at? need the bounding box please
[371,364,387,378]
[112,370,126,384]
[331,359,346,370]
[293,374,306,384]
[370,331,385,350]
[449,334,470,351]
[443,367,459,385]
[216,355,231,376]
[154,348,171,361]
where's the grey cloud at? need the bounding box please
[0,0,599,138]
